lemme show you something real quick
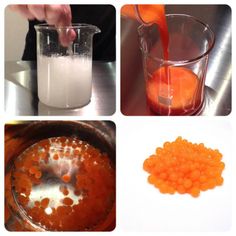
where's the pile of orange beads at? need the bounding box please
[143,137,225,197]
[10,137,115,231]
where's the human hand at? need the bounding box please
[9,4,76,46]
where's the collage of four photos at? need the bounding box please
[3,2,233,233]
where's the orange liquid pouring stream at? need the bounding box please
[122,5,200,115]
[136,5,169,61]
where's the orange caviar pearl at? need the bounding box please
[29,166,38,175]
[62,197,74,206]
[183,179,192,189]
[60,185,69,196]
[61,174,71,183]
[34,201,40,207]
[190,187,200,198]
[41,198,50,208]
[176,185,186,194]
[74,149,80,155]
[35,171,42,179]
[190,170,201,180]
[53,154,59,160]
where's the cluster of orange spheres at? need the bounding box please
[143,137,225,197]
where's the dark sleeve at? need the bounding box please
[71,5,116,61]
[22,20,38,61]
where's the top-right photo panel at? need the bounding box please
[121,5,231,116]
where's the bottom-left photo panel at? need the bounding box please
[4,120,116,231]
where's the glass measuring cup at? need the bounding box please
[34,24,100,108]
[138,14,215,115]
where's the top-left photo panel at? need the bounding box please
[5,4,116,116]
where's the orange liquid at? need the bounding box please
[147,67,201,115]
[122,5,202,115]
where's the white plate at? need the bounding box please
[118,118,232,232]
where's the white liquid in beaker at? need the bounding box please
[37,55,92,108]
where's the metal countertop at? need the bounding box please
[121,5,231,116]
[5,61,116,116]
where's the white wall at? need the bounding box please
[5,6,28,61]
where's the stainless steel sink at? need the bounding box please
[121,5,231,116]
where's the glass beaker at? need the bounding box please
[34,24,100,108]
[138,14,215,115]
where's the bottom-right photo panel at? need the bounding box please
[118,119,232,232]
